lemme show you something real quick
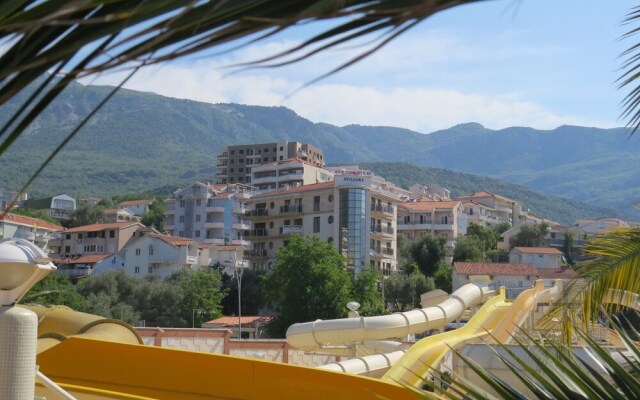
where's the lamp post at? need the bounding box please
[227,257,248,339]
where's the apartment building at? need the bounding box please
[457,191,526,227]
[396,200,467,251]
[409,183,451,201]
[251,158,334,191]
[120,233,200,279]
[244,170,402,275]
[164,182,253,246]
[215,141,325,185]
[0,212,62,253]
[51,221,151,279]
[118,199,153,216]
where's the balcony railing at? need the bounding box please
[280,205,303,214]
[57,268,93,278]
[246,249,267,258]
[281,225,303,235]
[371,226,394,235]
[247,229,268,237]
[371,204,394,214]
[245,209,268,217]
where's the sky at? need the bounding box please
[84,1,637,134]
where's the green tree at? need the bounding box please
[11,208,60,225]
[384,271,434,312]
[509,222,549,249]
[167,269,226,327]
[409,235,447,276]
[141,197,166,231]
[563,231,575,265]
[351,265,386,316]
[452,236,484,262]
[65,204,106,228]
[466,223,500,252]
[221,269,267,317]
[433,262,452,293]
[262,235,352,337]
[22,273,85,309]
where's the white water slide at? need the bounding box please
[286,283,494,376]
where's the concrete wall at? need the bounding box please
[136,327,342,367]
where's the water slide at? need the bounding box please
[382,280,563,388]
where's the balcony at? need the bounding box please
[281,225,303,235]
[370,247,395,258]
[186,256,198,264]
[371,204,394,215]
[279,205,303,215]
[57,267,93,278]
[206,205,225,213]
[204,237,225,245]
[204,221,224,229]
[245,209,268,218]
[232,206,248,215]
[247,229,268,238]
[215,170,227,176]
[233,221,251,230]
[396,223,453,231]
[246,249,267,259]
[370,226,394,237]
[165,205,175,214]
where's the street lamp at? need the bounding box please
[226,257,248,339]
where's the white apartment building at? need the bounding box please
[244,169,402,275]
[409,183,451,201]
[396,200,467,251]
[216,141,325,185]
[118,199,154,216]
[121,233,200,279]
[457,191,527,227]
[251,158,334,192]
[164,182,253,246]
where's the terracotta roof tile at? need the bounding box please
[513,247,563,255]
[536,267,577,279]
[64,222,141,233]
[454,262,538,276]
[118,199,153,207]
[54,254,112,264]
[149,233,194,246]
[399,200,461,211]
[0,213,63,231]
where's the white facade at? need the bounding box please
[123,234,200,279]
[251,158,334,192]
[0,213,62,253]
[508,247,563,269]
[118,200,153,216]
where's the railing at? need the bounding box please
[57,268,93,278]
[280,205,303,214]
[206,206,225,213]
[215,170,227,176]
[371,204,394,213]
[247,229,268,237]
[281,225,303,235]
[254,172,277,179]
[245,209,268,217]
[371,226,394,235]
[246,249,267,258]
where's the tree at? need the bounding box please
[509,222,549,249]
[433,262,452,293]
[221,269,267,317]
[65,204,106,228]
[409,235,447,276]
[167,269,227,327]
[262,235,352,337]
[351,265,386,316]
[466,223,500,251]
[563,231,575,265]
[452,236,484,262]
[384,271,434,312]
[22,273,85,309]
[11,208,60,225]
[141,197,166,231]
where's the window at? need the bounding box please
[313,196,320,211]
[280,146,283,151]
[179,231,184,237]
[179,215,185,223]
[195,230,201,237]
[313,216,320,233]
[195,214,201,222]
[148,266,153,274]
[328,215,334,224]
[239,149,244,154]
[196,199,201,206]
[239,158,243,163]
[180,200,186,207]
[65,234,71,240]
[64,246,70,254]
[231,150,235,155]
[328,194,334,202]
[134,266,140,274]
[328,237,333,244]
[135,248,141,255]
[239,167,243,172]
[77,233,83,239]
[148,244,154,255]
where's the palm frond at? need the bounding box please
[618,5,640,134]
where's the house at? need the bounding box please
[453,262,539,299]
[56,254,123,280]
[0,212,62,252]
[103,208,140,223]
[121,233,200,279]
[509,247,563,269]
[202,316,273,339]
[26,194,76,220]
[118,199,154,217]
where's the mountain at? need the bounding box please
[0,79,638,221]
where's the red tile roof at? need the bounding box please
[64,222,141,233]
[252,181,335,198]
[149,233,194,247]
[207,184,227,192]
[0,213,62,231]
[204,316,272,326]
[454,262,538,276]
[513,247,563,255]
[118,199,153,207]
[399,200,461,211]
[457,191,515,203]
[536,267,577,279]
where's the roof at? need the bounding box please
[457,191,516,204]
[399,200,461,212]
[512,247,563,255]
[118,199,153,207]
[204,316,272,326]
[54,254,112,264]
[252,181,335,198]
[0,213,62,231]
[454,262,539,276]
[149,233,194,247]
[536,267,577,280]
[217,245,241,251]
[64,222,141,233]
[207,184,227,192]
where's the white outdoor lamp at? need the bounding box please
[0,238,56,399]
[347,301,361,318]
